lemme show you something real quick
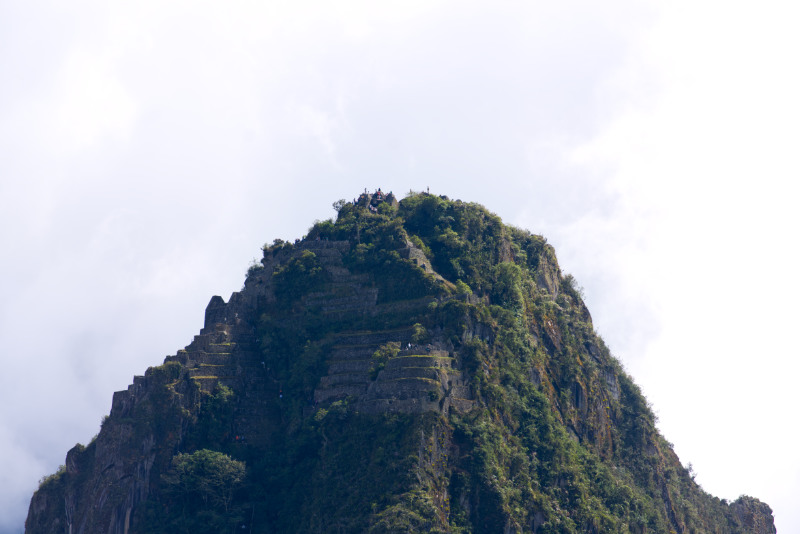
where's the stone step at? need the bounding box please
[325,276,370,289]
[184,352,233,365]
[314,383,368,403]
[326,359,373,374]
[187,365,238,378]
[373,296,436,315]
[190,373,239,381]
[324,266,355,281]
[385,354,452,369]
[332,328,414,347]
[357,397,438,414]
[371,377,441,397]
[304,294,372,312]
[208,343,236,353]
[185,331,232,352]
[378,367,441,381]
[318,373,370,388]
[190,376,238,392]
[316,294,377,315]
[328,347,376,361]
[166,353,188,365]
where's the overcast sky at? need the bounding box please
[2,1,799,532]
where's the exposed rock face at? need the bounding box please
[731,496,777,534]
[27,235,469,533]
[26,364,185,534]
[26,191,774,533]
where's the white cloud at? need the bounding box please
[54,50,137,150]
[2,0,797,532]
[560,2,800,530]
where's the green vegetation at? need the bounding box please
[37,464,66,490]
[141,449,246,534]
[234,193,769,532]
[29,191,773,534]
[185,385,236,450]
[246,258,264,279]
[371,342,400,380]
[273,249,326,306]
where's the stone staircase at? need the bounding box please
[299,242,379,320]
[280,240,475,414]
[361,348,475,414]
[313,328,474,414]
[161,234,475,440]
[314,328,413,403]
[168,323,239,392]
[164,318,280,446]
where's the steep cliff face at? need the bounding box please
[27,191,775,533]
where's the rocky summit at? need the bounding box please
[26,190,775,533]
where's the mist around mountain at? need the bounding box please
[26,191,774,533]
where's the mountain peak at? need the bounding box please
[26,192,774,534]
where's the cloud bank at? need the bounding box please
[2,1,798,532]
